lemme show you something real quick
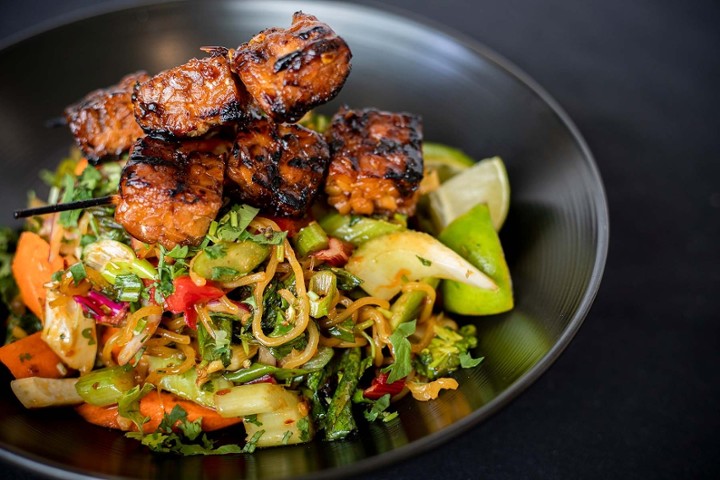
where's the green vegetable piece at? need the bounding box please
[192,241,270,282]
[308,270,338,318]
[438,203,513,315]
[324,347,362,441]
[292,221,329,257]
[224,347,333,385]
[75,365,136,406]
[384,320,416,383]
[422,142,476,183]
[319,212,405,246]
[83,239,158,284]
[389,278,440,330]
[158,367,233,408]
[414,324,479,380]
[345,230,497,301]
[197,316,232,366]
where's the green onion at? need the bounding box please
[114,273,143,302]
[74,365,136,406]
[292,221,329,257]
[308,270,337,318]
[68,262,87,285]
[318,212,405,246]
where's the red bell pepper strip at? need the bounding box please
[164,276,225,329]
[363,372,406,400]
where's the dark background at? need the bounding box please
[1,0,718,479]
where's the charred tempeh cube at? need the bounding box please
[65,71,150,162]
[325,107,424,216]
[226,118,330,217]
[115,136,225,248]
[232,12,351,123]
[132,50,253,138]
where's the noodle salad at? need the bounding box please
[0,135,513,453]
[0,12,514,455]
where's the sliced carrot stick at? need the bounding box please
[0,332,65,379]
[75,402,121,429]
[73,158,89,176]
[76,390,243,433]
[11,231,65,320]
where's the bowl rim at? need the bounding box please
[0,1,610,478]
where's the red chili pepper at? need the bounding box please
[363,372,406,400]
[165,276,225,329]
[311,237,354,267]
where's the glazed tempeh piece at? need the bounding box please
[115,136,225,248]
[232,11,351,123]
[65,71,150,162]
[132,51,253,138]
[324,107,424,216]
[226,118,330,217]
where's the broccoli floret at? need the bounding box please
[414,324,480,380]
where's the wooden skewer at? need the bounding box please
[13,195,116,219]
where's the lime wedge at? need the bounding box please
[422,142,475,183]
[428,156,510,232]
[438,203,513,316]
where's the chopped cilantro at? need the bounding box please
[383,320,416,383]
[68,263,87,285]
[203,243,227,260]
[81,327,96,345]
[416,255,432,267]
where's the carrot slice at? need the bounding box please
[76,390,243,433]
[11,231,65,320]
[0,332,65,379]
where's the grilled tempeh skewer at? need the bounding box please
[114,136,226,248]
[132,49,255,138]
[324,107,424,216]
[65,71,150,162]
[226,118,330,217]
[232,11,352,123]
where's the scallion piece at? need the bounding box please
[114,273,143,302]
[292,221,329,257]
[308,270,337,318]
[74,365,136,406]
[318,212,405,246]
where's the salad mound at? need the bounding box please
[0,11,513,455]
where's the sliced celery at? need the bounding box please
[318,212,404,246]
[75,365,136,406]
[292,221,329,257]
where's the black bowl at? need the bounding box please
[0,1,608,478]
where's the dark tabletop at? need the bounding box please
[1,0,718,479]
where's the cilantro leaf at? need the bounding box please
[459,351,484,368]
[383,320,416,383]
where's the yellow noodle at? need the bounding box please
[226,344,259,371]
[161,343,196,376]
[218,271,266,289]
[195,304,216,339]
[117,312,162,366]
[401,282,437,324]
[252,239,310,347]
[331,297,391,326]
[411,317,437,353]
[279,321,319,369]
[153,327,192,345]
[101,329,122,367]
[164,315,188,332]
